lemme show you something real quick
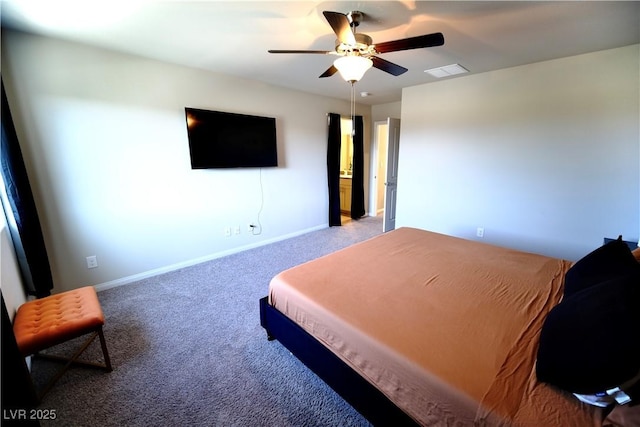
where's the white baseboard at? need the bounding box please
[94,223,328,293]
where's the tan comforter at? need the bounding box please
[269,227,602,426]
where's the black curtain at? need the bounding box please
[350,115,365,219]
[1,80,54,298]
[2,291,40,425]
[327,113,342,226]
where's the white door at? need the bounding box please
[383,118,400,232]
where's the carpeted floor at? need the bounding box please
[32,216,383,426]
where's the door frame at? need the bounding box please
[369,120,388,217]
[382,118,400,232]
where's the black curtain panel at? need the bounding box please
[1,291,40,419]
[350,115,365,219]
[1,80,54,298]
[327,113,342,227]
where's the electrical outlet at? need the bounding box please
[86,255,98,269]
[476,227,485,238]
[224,227,231,237]
[234,225,240,235]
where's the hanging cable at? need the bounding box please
[249,167,264,235]
[350,81,356,136]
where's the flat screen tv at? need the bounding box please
[185,107,278,169]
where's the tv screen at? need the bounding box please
[185,108,278,169]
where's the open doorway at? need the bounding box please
[339,117,353,222]
[327,112,365,227]
[370,118,400,232]
[370,121,388,217]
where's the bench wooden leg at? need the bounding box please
[98,326,113,372]
[34,327,112,400]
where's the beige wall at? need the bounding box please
[398,45,640,261]
[1,29,371,293]
[4,29,635,297]
[372,101,401,123]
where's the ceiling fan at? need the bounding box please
[268,10,444,82]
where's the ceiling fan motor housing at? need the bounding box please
[347,11,364,27]
[335,33,374,56]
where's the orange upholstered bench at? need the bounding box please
[13,286,112,400]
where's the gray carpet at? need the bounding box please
[33,216,383,426]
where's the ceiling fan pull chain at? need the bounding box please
[351,81,356,136]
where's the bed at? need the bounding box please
[259,227,613,426]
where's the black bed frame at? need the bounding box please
[259,296,419,426]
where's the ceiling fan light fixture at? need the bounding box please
[333,55,373,82]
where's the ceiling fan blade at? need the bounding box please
[374,32,444,54]
[371,56,408,76]
[319,65,338,78]
[322,11,356,45]
[268,49,333,54]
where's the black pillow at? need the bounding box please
[536,271,640,394]
[564,237,640,297]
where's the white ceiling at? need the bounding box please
[2,1,639,105]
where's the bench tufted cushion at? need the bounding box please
[13,286,105,356]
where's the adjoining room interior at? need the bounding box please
[339,117,354,218]
[339,116,355,223]
[1,1,638,425]
[371,120,389,218]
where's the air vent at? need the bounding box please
[424,64,469,78]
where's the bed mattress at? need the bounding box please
[268,227,602,426]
